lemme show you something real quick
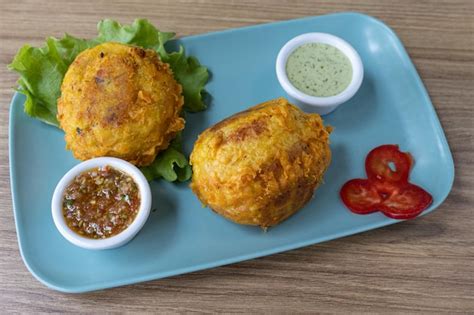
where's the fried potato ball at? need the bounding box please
[57,42,184,166]
[190,98,332,227]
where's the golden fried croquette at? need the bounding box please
[57,42,184,166]
[190,98,332,227]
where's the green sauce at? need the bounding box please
[286,43,353,97]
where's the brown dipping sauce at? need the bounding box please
[62,165,140,239]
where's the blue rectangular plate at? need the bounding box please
[9,12,454,293]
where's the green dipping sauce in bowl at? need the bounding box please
[286,43,353,97]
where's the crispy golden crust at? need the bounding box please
[57,42,184,166]
[190,98,332,227]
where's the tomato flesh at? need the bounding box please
[340,179,381,214]
[340,144,432,220]
[379,183,433,219]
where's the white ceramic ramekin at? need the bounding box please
[51,157,152,250]
[276,32,364,115]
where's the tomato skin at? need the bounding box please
[340,145,433,220]
[365,145,412,184]
[340,179,381,214]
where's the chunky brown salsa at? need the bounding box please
[62,165,140,239]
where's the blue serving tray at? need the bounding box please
[9,12,454,293]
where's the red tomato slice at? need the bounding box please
[365,145,412,183]
[341,144,432,220]
[379,183,433,219]
[340,179,382,214]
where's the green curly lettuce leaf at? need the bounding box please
[8,35,97,126]
[161,48,209,112]
[96,19,174,57]
[8,19,208,182]
[141,133,192,182]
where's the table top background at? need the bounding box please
[0,0,473,312]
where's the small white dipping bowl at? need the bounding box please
[51,157,152,250]
[276,32,364,115]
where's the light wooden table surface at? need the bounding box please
[1,0,473,312]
